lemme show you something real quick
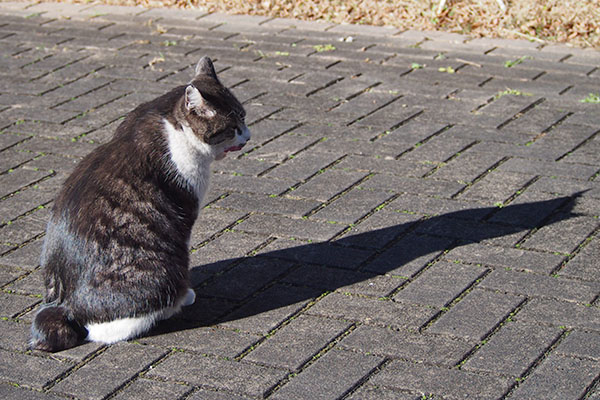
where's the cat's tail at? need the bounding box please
[30,302,87,352]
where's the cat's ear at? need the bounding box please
[194,56,218,80]
[185,85,216,118]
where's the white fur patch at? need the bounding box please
[86,313,162,344]
[163,119,213,203]
[85,289,196,344]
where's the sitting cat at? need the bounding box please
[30,57,250,352]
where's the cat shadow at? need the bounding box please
[150,191,586,336]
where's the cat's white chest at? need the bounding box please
[163,119,213,203]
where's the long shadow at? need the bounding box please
[150,191,585,335]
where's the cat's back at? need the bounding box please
[49,87,197,249]
[55,87,186,211]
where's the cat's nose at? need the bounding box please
[242,126,251,142]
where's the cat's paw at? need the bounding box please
[181,288,196,306]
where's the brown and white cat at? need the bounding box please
[30,57,250,352]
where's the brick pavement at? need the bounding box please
[0,1,599,399]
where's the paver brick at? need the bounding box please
[0,264,24,287]
[346,384,420,400]
[0,292,40,318]
[520,213,598,254]
[15,135,97,158]
[479,268,600,303]
[173,296,237,327]
[111,378,191,400]
[282,264,402,297]
[5,267,44,296]
[190,208,247,240]
[0,348,74,389]
[507,353,599,400]
[515,298,600,331]
[560,237,600,281]
[463,321,561,377]
[496,157,598,180]
[555,330,600,360]
[340,325,472,366]
[0,242,13,255]
[262,238,374,270]
[445,242,565,274]
[271,348,383,400]
[200,257,295,301]
[140,326,260,359]
[333,154,432,177]
[429,148,503,183]
[0,239,44,270]
[427,288,525,341]
[307,292,437,331]
[389,193,491,220]
[364,232,454,277]
[401,135,475,166]
[0,167,51,199]
[394,261,487,307]
[146,351,287,398]
[313,183,393,221]
[209,173,296,197]
[459,170,536,204]
[51,343,167,400]
[264,150,343,182]
[244,314,351,370]
[187,389,253,400]
[487,190,571,228]
[0,148,35,173]
[0,319,30,351]
[189,231,267,273]
[234,213,345,241]
[286,168,369,202]
[370,359,511,400]
[0,207,49,245]
[415,214,524,246]
[214,192,320,218]
[219,284,323,334]
[0,383,65,400]
[360,174,465,198]
[50,341,105,364]
[337,208,421,250]
[243,131,317,164]
[308,135,402,161]
[534,122,599,147]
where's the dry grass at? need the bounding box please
[41,0,600,48]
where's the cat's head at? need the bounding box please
[182,57,250,160]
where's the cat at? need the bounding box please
[30,56,250,352]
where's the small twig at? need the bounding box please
[456,58,482,68]
[581,37,593,47]
[507,29,547,44]
[495,0,507,12]
[438,0,507,14]
[437,0,447,15]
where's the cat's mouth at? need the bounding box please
[224,144,245,153]
[217,143,247,160]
